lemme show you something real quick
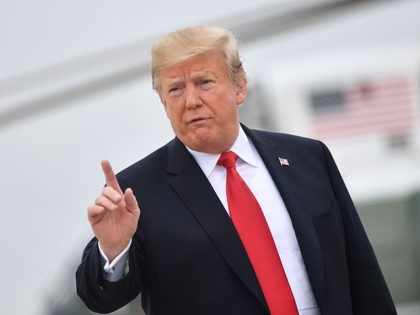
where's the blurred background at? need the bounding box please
[1,0,419,314]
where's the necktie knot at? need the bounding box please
[217,151,238,169]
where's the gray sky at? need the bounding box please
[0,0,287,79]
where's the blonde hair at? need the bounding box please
[151,25,245,91]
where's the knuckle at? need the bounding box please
[95,195,104,205]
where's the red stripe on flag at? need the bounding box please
[311,77,417,140]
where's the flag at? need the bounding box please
[278,157,289,166]
[309,76,417,140]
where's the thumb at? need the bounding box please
[124,188,140,214]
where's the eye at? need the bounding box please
[200,79,214,89]
[168,86,183,96]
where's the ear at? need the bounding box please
[235,77,247,105]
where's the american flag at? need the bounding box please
[309,76,418,140]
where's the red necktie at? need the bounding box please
[218,151,298,315]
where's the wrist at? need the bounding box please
[98,240,131,263]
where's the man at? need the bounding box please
[76,26,396,314]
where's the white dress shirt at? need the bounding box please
[101,126,320,314]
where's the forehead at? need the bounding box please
[160,51,228,82]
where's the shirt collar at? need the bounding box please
[186,126,258,177]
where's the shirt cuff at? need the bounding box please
[98,240,131,282]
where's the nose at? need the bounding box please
[184,85,203,109]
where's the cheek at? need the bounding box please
[165,104,184,126]
[220,100,239,118]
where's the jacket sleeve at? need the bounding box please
[75,209,146,314]
[321,141,397,314]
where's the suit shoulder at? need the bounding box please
[251,128,324,150]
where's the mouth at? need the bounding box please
[188,117,210,124]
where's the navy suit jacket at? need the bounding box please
[76,126,396,315]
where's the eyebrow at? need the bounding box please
[191,71,213,78]
[166,71,215,84]
[191,71,216,80]
[165,78,183,88]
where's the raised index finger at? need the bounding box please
[101,160,123,194]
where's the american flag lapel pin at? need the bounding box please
[278,157,289,166]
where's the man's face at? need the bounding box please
[159,51,247,153]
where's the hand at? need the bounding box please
[87,160,140,262]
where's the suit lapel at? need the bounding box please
[166,138,268,312]
[243,126,325,306]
